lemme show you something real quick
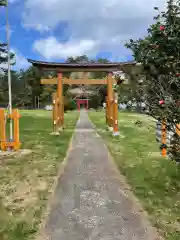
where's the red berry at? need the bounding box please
[176,73,180,77]
[159,26,165,31]
[159,100,165,105]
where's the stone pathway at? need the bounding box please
[39,110,161,240]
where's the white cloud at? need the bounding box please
[22,0,166,60]
[33,37,98,59]
[23,0,166,30]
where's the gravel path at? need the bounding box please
[39,110,160,240]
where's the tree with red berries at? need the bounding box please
[125,0,180,162]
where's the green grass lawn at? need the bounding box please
[89,111,180,240]
[0,110,79,240]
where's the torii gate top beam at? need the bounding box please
[27,59,136,72]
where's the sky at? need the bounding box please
[0,0,166,71]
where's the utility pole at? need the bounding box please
[6,0,13,141]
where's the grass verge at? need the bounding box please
[89,110,180,240]
[0,110,79,240]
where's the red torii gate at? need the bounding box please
[76,99,89,111]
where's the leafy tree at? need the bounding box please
[24,66,43,107]
[67,55,89,64]
[93,58,110,79]
[125,0,180,161]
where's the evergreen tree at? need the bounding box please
[0,0,15,73]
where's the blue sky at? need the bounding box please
[0,0,166,71]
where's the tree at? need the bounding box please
[67,55,89,64]
[0,1,15,73]
[125,0,180,161]
[24,66,43,108]
[0,0,7,6]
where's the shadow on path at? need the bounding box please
[38,110,161,240]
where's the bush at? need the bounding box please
[64,98,76,112]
